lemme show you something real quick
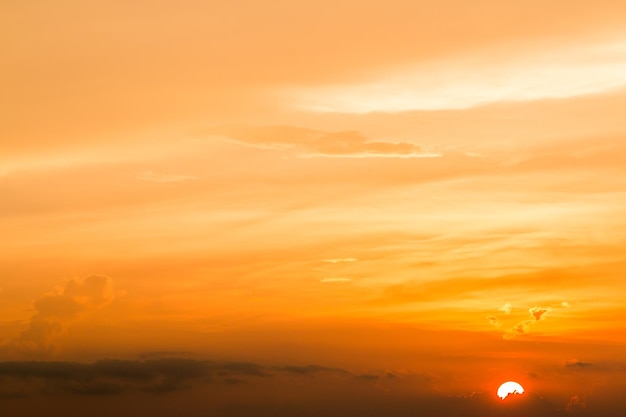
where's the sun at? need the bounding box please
[497,381,524,400]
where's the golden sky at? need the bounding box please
[1,1,626,416]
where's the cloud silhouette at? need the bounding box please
[0,358,570,417]
[0,358,270,396]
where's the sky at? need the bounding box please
[1,1,626,416]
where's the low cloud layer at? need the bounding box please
[0,357,581,417]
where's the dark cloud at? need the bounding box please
[0,358,270,397]
[137,351,192,360]
[208,125,433,158]
[276,364,352,376]
[2,357,618,417]
[564,360,593,368]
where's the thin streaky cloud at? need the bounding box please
[137,171,197,183]
[323,258,359,263]
[287,38,626,113]
[320,278,352,283]
[207,125,438,158]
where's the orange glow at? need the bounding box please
[1,1,626,416]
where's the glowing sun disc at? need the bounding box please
[497,381,524,399]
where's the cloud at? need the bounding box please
[564,360,593,368]
[2,275,117,357]
[323,258,358,263]
[503,320,534,340]
[499,303,513,314]
[276,365,352,377]
[487,316,500,327]
[0,359,385,398]
[529,306,551,321]
[502,306,553,339]
[0,358,270,396]
[287,38,626,113]
[561,301,570,308]
[8,357,616,416]
[566,394,587,413]
[320,278,352,283]
[208,125,439,158]
[137,171,196,182]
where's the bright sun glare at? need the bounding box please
[497,381,525,400]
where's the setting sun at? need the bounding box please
[498,381,525,400]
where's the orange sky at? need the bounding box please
[1,1,626,416]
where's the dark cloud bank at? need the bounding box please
[2,357,621,417]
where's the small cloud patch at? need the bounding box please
[323,258,358,264]
[320,278,352,283]
[499,303,513,314]
[564,360,593,368]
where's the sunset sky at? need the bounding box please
[2,1,626,416]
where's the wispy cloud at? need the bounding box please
[499,303,513,314]
[564,359,593,368]
[208,125,438,158]
[137,171,196,183]
[320,278,352,283]
[287,39,626,113]
[323,258,358,264]
[487,315,500,327]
